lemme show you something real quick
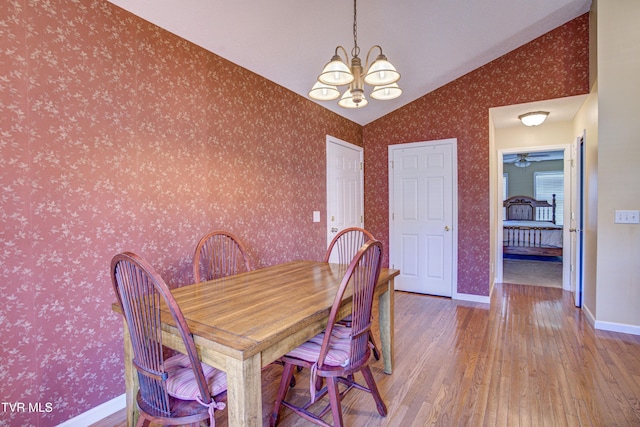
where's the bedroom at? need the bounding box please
[502,150,564,288]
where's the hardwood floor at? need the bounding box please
[93,284,640,426]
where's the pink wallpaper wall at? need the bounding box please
[363,14,589,296]
[1,1,588,424]
[0,1,360,425]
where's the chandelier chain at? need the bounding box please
[351,0,360,58]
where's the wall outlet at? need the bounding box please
[614,210,640,224]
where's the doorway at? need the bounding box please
[498,146,571,290]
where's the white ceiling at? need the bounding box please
[106,0,591,126]
[491,94,589,129]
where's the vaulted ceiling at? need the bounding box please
[107,0,591,125]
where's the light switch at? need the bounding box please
[614,210,640,224]
[313,211,321,223]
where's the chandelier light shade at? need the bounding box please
[370,83,402,100]
[318,51,354,86]
[364,54,401,86]
[514,158,531,168]
[518,111,549,126]
[308,81,340,101]
[338,89,369,109]
[308,0,401,108]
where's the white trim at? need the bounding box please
[56,394,125,427]
[453,292,491,305]
[582,303,596,327]
[594,320,640,336]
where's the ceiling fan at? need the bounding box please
[515,153,532,167]
[505,151,559,167]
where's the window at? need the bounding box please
[534,171,563,225]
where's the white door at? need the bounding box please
[389,139,457,296]
[326,136,364,260]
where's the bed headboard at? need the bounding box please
[503,194,556,223]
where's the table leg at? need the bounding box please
[378,278,395,374]
[122,320,139,426]
[225,353,262,426]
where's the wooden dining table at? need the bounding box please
[114,260,399,426]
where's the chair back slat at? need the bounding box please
[193,230,251,283]
[324,227,375,264]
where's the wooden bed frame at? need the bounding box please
[503,194,563,257]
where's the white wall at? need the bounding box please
[594,0,640,331]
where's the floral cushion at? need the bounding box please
[287,324,352,367]
[164,354,227,400]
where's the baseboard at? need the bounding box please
[56,394,125,427]
[582,303,596,327]
[454,292,491,304]
[594,319,640,336]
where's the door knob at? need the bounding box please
[444,226,450,231]
[331,227,339,233]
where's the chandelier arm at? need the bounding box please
[365,45,384,71]
[334,46,350,64]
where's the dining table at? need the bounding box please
[113,260,399,426]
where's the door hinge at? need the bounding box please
[390,160,394,169]
[361,215,364,223]
[360,162,363,170]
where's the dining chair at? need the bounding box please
[193,230,251,283]
[111,252,227,427]
[270,240,387,427]
[323,227,375,264]
[324,227,380,361]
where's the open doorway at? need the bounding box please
[501,150,564,288]
[490,95,588,293]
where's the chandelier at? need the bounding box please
[308,0,402,109]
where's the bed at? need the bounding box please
[503,195,563,257]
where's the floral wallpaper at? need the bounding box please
[0,1,359,425]
[0,0,588,424]
[363,14,589,296]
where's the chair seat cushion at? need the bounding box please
[164,354,227,400]
[287,324,352,367]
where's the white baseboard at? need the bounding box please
[582,303,596,327]
[594,319,640,336]
[454,292,491,304]
[57,394,125,427]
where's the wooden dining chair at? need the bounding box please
[270,240,387,427]
[324,227,380,360]
[111,252,227,427]
[193,230,251,283]
[323,227,375,264]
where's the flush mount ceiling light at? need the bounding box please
[518,111,549,127]
[308,0,402,109]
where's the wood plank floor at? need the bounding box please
[92,284,640,426]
